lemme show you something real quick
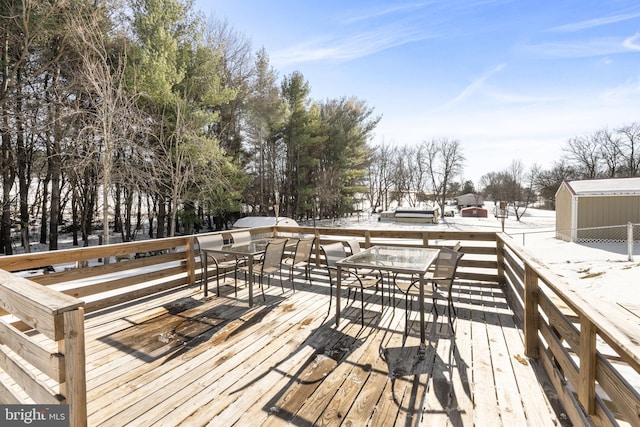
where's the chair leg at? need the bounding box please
[447,298,456,334]
[279,266,285,293]
[216,268,221,297]
[202,261,208,297]
[432,297,440,318]
[305,264,311,286]
[200,260,205,291]
[278,264,288,293]
[404,294,411,339]
[449,295,457,317]
[360,285,365,327]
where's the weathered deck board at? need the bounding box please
[82,268,561,426]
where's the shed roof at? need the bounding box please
[564,177,640,196]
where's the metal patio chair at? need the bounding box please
[282,236,315,290]
[196,234,239,297]
[397,247,464,336]
[321,242,382,326]
[239,238,287,301]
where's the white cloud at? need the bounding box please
[623,33,640,51]
[440,64,506,109]
[272,27,435,66]
[341,2,432,24]
[524,38,632,58]
[602,76,640,101]
[548,12,640,32]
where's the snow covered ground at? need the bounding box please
[325,207,640,311]
[17,206,639,311]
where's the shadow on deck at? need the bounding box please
[84,267,565,426]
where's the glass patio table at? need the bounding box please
[201,238,295,306]
[336,245,439,343]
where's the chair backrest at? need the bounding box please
[320,242,347,269]
[231,230,252,245]
[345,239,361,255]
[262,239,287,269]
[196,234,224,251]
[293,237,315,263]
[432,247,464,289]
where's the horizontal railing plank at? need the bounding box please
[0,319,64,382]
[0,270,83,341]
[0,345,62,404]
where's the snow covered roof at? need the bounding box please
[565,177,640,196]
[232,216,299,229]
[456,193,484,206]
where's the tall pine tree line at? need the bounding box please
[0,0,380,253]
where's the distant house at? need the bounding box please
[461,206,488,218]
[555,177,640,242]
[456,193,484,209]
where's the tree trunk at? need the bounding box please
[71,187,79,246]
[157,195,166,238]
[146,194,154,239]
[1,124,13,255]
[114,183,121,233]
[16,67,31,253]
[39,163,50,245]
[49,132,61,251]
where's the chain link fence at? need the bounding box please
[512,222,640,261]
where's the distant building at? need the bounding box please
[456,193,484,209]
[555,177,640,242]
[394,207,439,224]
[461,206,488,218]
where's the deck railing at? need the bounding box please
[497,233,640,427]
[0,226,638,426]
[0,270,86,427]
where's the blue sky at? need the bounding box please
[196,1,640,184]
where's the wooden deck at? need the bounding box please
[81,267,563,426]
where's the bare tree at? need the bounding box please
[423,138,465,214]
[564,135,601,178]
[367,143,393,212]
[390,145,418,206]
[596,128,622,178]
[618,123,640,176]
[533,159,577,208]
[505,160,536,220]
[70,4,140,246]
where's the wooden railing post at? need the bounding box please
[496,235,505,286]
[62,307,87,427]
[422,232,429,248]
[578,318,597,415]
[186,236,196,287]
[524,264,539,358]
[314,228,321,266]
[364,230,371,248]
